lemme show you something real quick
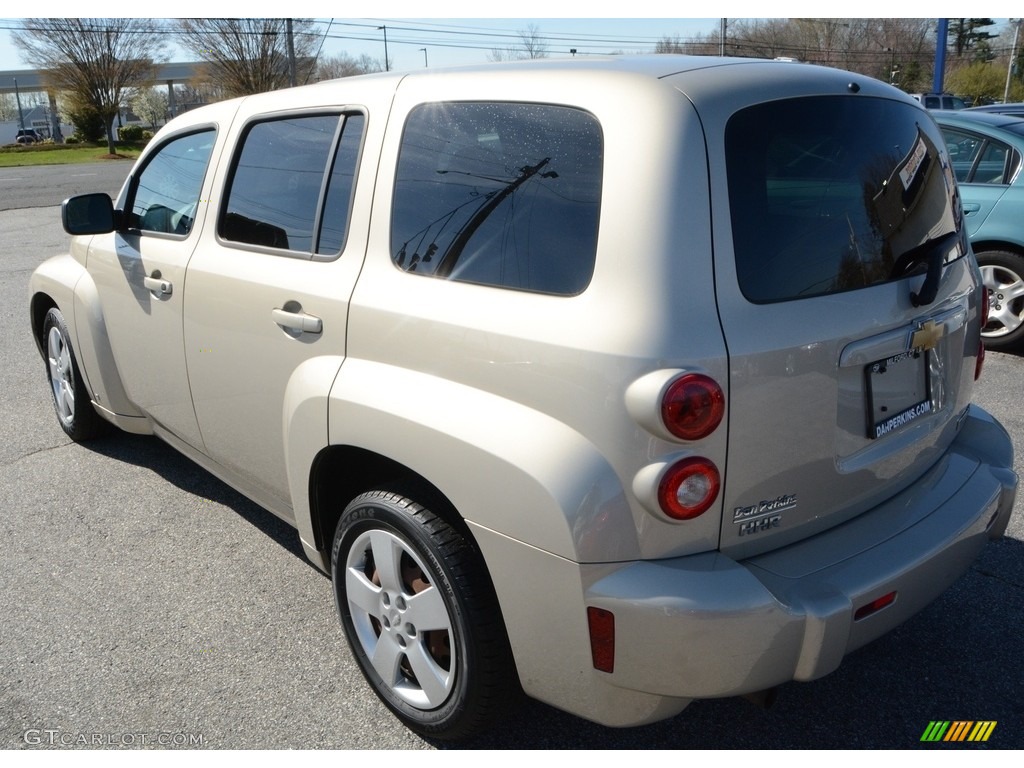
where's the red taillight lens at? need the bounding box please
[661,374,725,440]
[587,607,615,673]
[854,591,897,621]
[658,457,720,520]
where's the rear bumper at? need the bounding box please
[585,404,1016,704]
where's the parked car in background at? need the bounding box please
[911,92,967,110]
[15,128,41,144]
[964,102,1024,118]
[29,57,1016,739]
[932,110,1024,351]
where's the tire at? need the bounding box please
[42,307,107,441]
[976,250,1024,352]
[331,490,515,740]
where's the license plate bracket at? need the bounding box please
[865,349,932,439]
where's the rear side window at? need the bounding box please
[391,102,603,295]
[941,127,1017,185]
[220,113,364,256]
[726,96,963,303]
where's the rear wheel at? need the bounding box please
[42,307,107,441]
[332,490,514,740]
[977,250,1024,352]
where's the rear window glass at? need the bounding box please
[391,102,603,295]
[726,96,963,303]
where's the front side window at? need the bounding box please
[726,96,964,303]
[220,113,364,255]
[391,102,603,295]
[129,129,215,235]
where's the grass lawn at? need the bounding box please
[0,144,141,168]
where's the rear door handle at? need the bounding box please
[143,273,172,296]
[272,307,322,335]
[962,203,981,214]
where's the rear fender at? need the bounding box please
[322,358,640,563]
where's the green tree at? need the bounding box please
[948,18,997,59]
[129,87,168,130]
[14,18,165,153]
[947,61,1024,104]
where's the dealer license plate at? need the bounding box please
[866,349,932,439]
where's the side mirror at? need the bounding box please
[62,193,121,235]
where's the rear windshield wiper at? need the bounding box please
[891,230,962,307]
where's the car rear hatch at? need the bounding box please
[697,82,982,559]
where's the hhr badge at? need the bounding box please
[733,494,797,536]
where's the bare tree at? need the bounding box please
[488,23,549,62]
[14,18,165,154]
[315,52,384,81]
[519,23,548,59]
[176,18,319,97]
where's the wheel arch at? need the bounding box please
[29,291,58,359]
[971,239,1024,258]
[319,359,642,566]
[29,253,144,424]
[308,445,476,570]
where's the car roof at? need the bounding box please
[931,109,1024,142]
[964,102,1024,115]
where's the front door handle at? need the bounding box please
[962,203,981,214]
[143,272,172,296]
[272,307,323,335]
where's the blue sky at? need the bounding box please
[0,15,724,73]
[2,5,1020,74]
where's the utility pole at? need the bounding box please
[720,18,727,57]
[378,25,389,72]
[13,77,26,132]
[286,18,297,87]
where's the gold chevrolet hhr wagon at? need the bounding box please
[30,55,1017,739]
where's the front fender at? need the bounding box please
[324,358,640,563]
[29,252,147,428]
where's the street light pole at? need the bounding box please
[1005,19,1021,104]
[420,48,428,67]
[378,25,389,72]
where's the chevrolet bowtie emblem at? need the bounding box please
[911,320,944,351]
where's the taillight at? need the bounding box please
[658,457,720,520]
[976,286,988,380]
[661,374,725,440]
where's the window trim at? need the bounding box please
[215,107,367,262]
[388,99,604,297]
[121,124,218,241]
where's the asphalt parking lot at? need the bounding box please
[1,166,1022,749]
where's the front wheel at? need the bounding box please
[42,307,107,441]
[977,250,1024,352]
[332,490,515,740]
